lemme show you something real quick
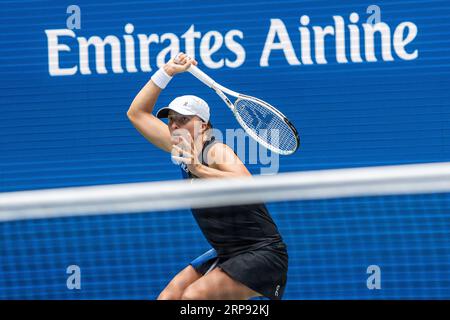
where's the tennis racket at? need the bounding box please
[174,54,300,155]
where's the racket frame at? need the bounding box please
[181,60,299,155]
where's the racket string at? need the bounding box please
[234,99,297,152]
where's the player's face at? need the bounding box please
[168,111,205,141]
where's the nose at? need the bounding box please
[169,121,179,131]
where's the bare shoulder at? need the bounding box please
[206,142,241,167]
[205,142,251,176]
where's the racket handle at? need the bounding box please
[174,53,216,88]
[186,65,217,88]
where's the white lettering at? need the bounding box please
[201,31,224,69]
[78,35,124,74]
[45,29,78,76]
[225,30,245,68]
[138,33,159,72]
[260,18,301,67]
[124,23,138,73]
[393,22,418,60]
[363,22,394,62]
[313,25,334,64]
[333,16,348,63]
[45,12,419,77]
[157,33,179,68]
[181,25,201,60]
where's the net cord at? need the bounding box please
[1,162,450,221]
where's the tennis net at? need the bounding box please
[1,162,450,299]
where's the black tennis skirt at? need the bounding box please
[190,242,288,300]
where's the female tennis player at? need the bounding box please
[127,53,288,300]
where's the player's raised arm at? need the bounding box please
[127,54,197,153]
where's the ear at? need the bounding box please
[201,121,208,133]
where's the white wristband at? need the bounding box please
[151,68,173,89]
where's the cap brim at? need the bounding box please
[155,106,196,119]
[155,107,170,119]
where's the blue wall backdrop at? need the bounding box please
[1,0,449,299]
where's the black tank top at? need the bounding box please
[180,137,285,258]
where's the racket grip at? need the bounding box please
[187,65,217,88]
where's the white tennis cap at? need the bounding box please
[156,95,210,122]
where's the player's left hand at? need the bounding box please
[171,134,202,174]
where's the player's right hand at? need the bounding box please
[163,52,198,76]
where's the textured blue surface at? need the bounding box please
[1,0,450,299]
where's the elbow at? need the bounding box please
[126,109,133,120]
[127,107,138,122]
